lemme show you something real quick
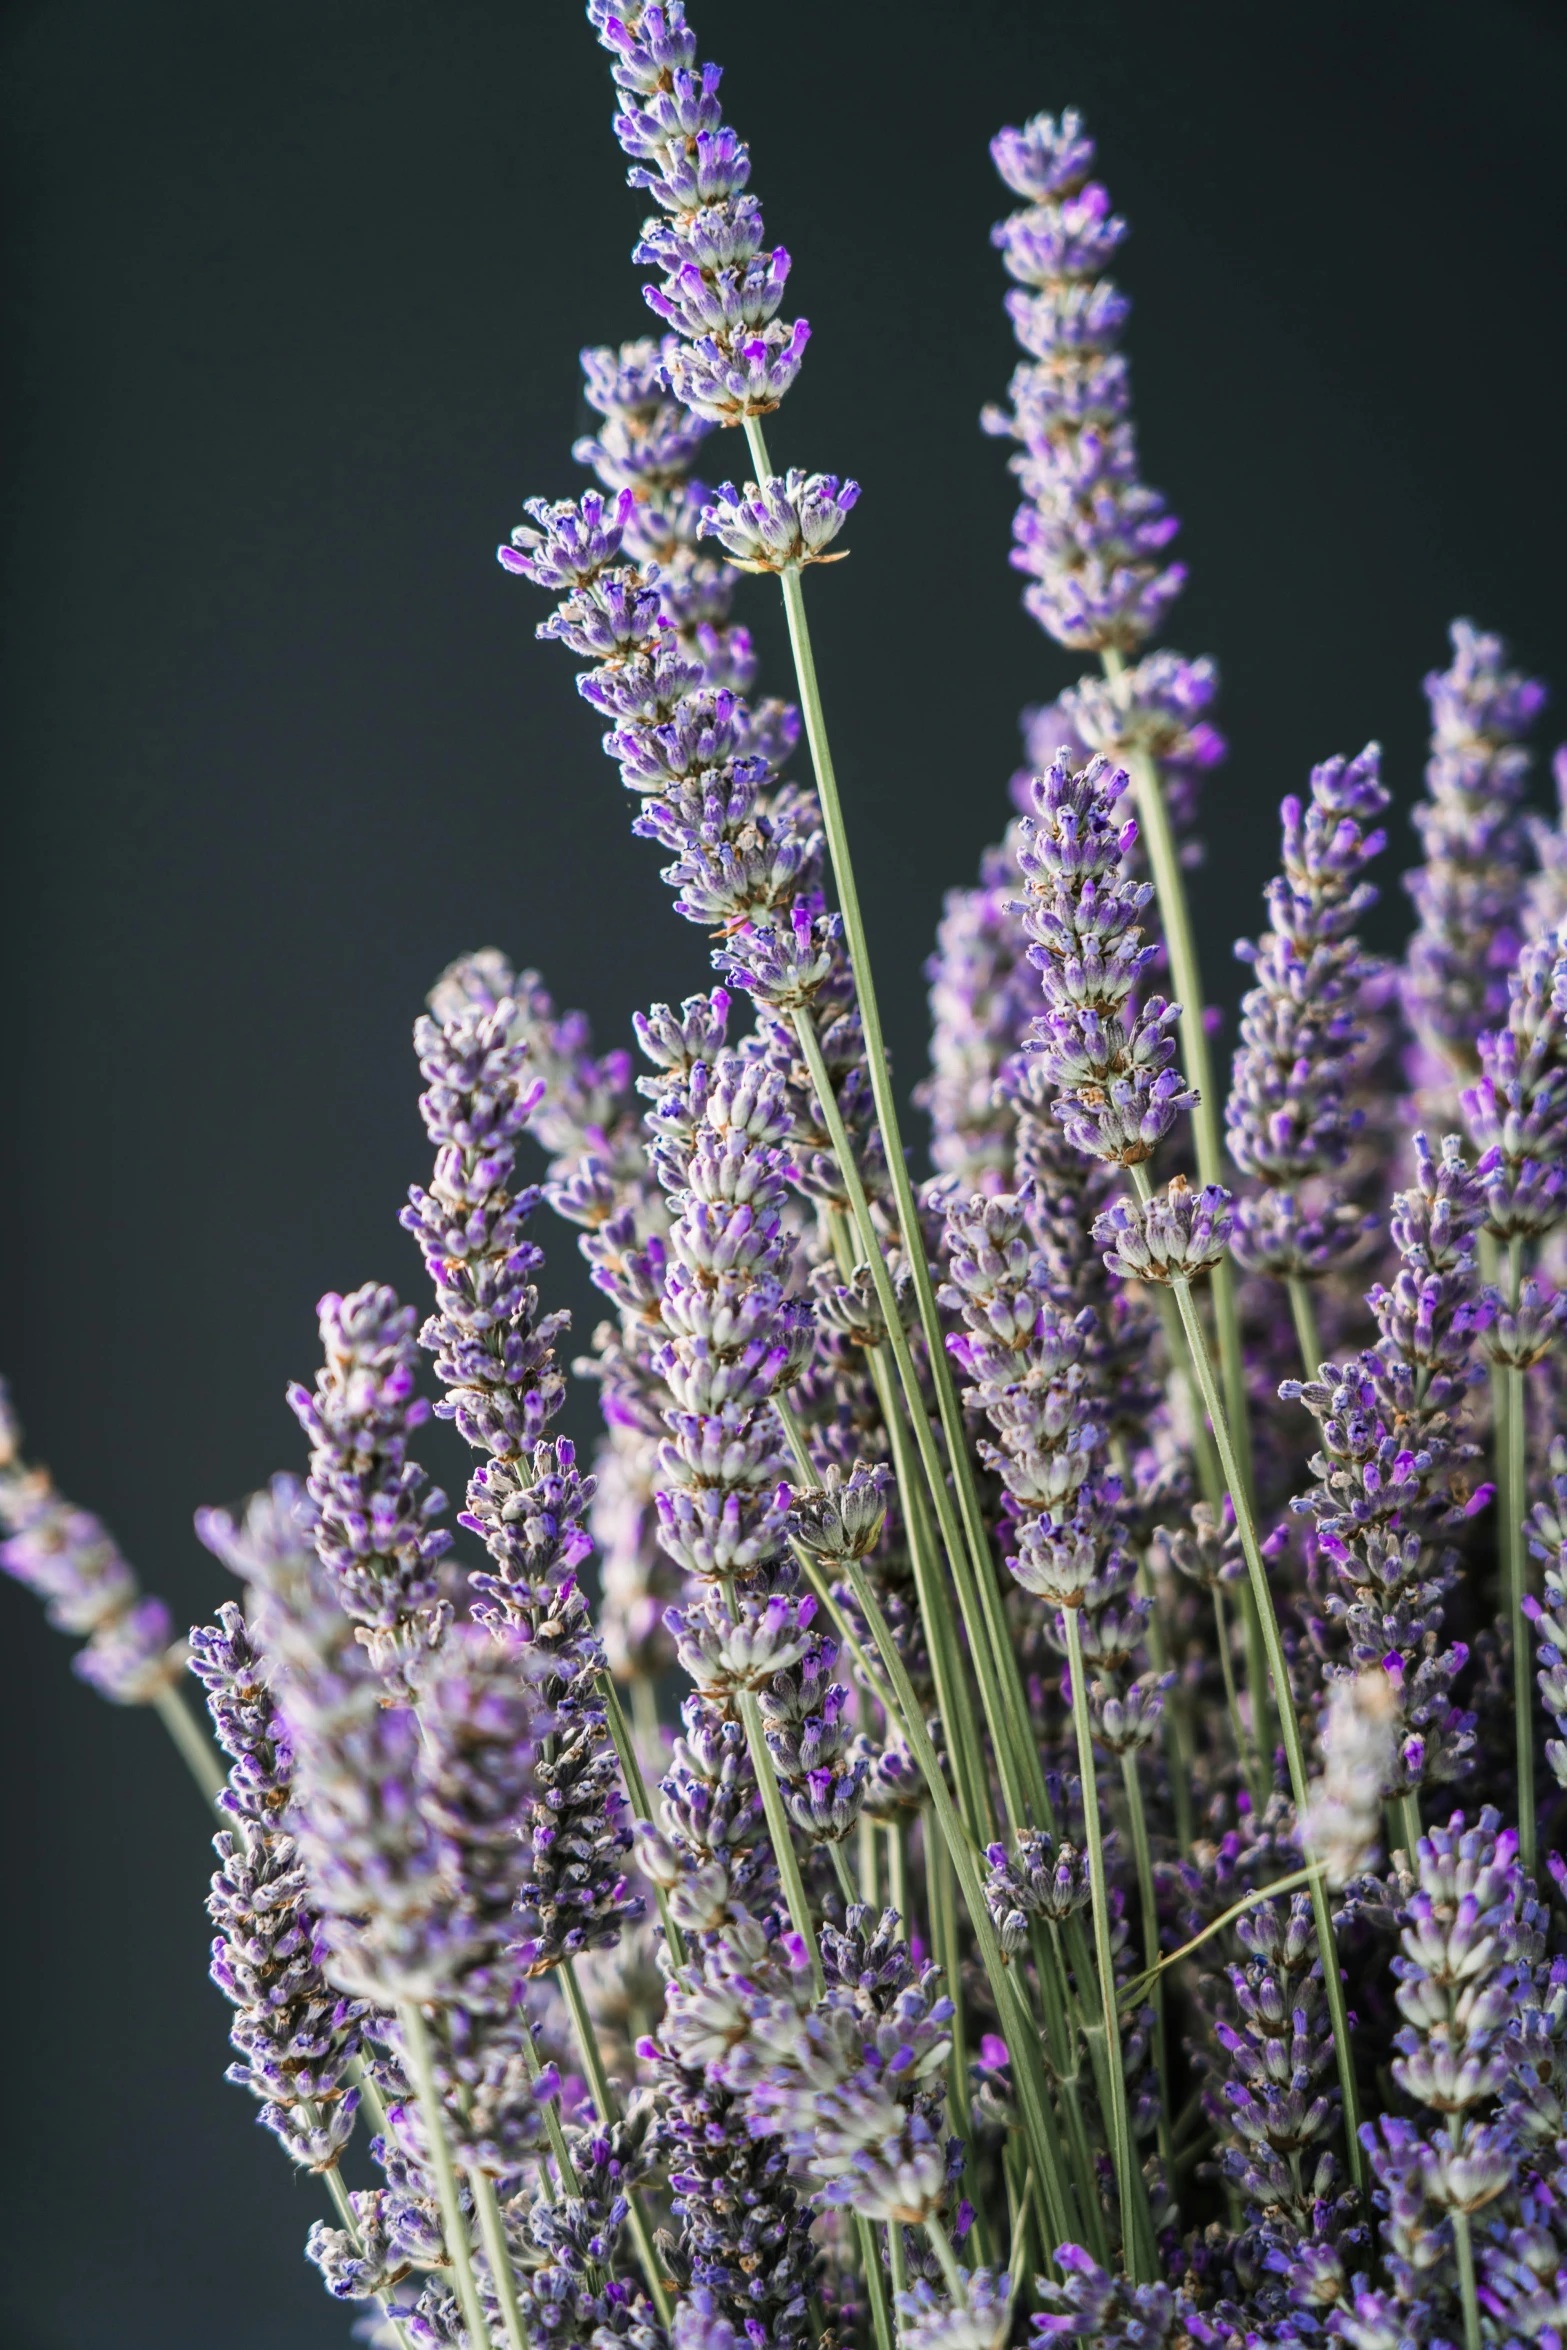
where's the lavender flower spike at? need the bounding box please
[287,1283,453,1684]
[1403,619,1547,1088]
[984,109,1184,653]
[0,1377,183,1704]
[1010,747,1195,1164]
[590,0,811,421]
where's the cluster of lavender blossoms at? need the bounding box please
[11,16,1567,2350]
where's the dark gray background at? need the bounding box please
[2,2,1564,2342]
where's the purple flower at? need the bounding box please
[698,471,859,573]
[1403,619,1547,1089]
[0,1378,181,1703]
[590,1,809,422]
[984,110,1183,653]
[1281,1134,1486,1800]
[190,1479,367,2173]
[1092,1175,1233,1284]
[1010,749,1194,1165]
[1227,745,1391,1281]
[287,1283,453,1684]
[1461,923,1567,1241]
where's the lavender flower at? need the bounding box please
[896,2267,1014,2350]
[1283,1135,1487,1804]
[1462,923,1567,1242]
[1403,620,1547,1089]
[1227,747,1390,1284]
[1022,653,1226,862]
[287,1283,453,1683]
[1031,2245,1178,2349]
[590,1,810,422]
[919,840,1041,1193]
[1010,749,1194,1166]
[1093,1174,1233,1284]
[699,471,858,573]
[190,1480,367,2172]
[983,111,1183,654]
[0,1378,183,1703]
[1302,1669,1399,1887]
[1524,1442,1567,1789]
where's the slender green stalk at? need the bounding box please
[468,2166,530,2350]
[153,1683,229,1809]
[1146,1213,1366,2193]
[397,2002,495,2350]
[837,1552,1072,2261]
[1286,1274,1323,1380]
[738,1688,825,1996]
[885,1815,908,1936]
[746,406,1049,1837]
[887,2211,909,2306]
[598,1668,685,1970]
[1062,1607,1146,2279]
[857,2214,894,2350]
[1099,651,1250,1465]
[558,1962,672,2327]
[518,2024,580,2196]
[1398,1790,1424,1864]
[828,1835,858,1905]
[348,2052,389,2138]
[630,1674,662,1755]
[1504,1234,1536,1871]
[1122,1861,1322,1997]
[1150,1284,1223,1511]
[791,1007,1042,1836]
[1127,1540,1195,1852]
[858,1809,879,1907]
[928,1817,989,2262]
[923,2209,968,2305]
[788,1539,900,1724]
[1452,2202,1482,2350]
[1119,1750,1171,2172]
[1212,1587,1253,1789]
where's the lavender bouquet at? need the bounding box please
[7,9,1567,2349]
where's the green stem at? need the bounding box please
[467,2166,529,2350]
[857,2214,894,2350]
[928,1816,988,2262]
[923,2209,968,2306]
[598,1669,685,1970]
[1503,1234,1535,1873]
[748,407,1046,1822]
[790,1007,1040,1835]
[558,1961,672,2327]
[519,2024,580,2197]
[1122,1861,1323,1998]
[1398,1790,1424,1865]
[838,1553,1073,2261]
[153,1683,229,1810]
[1212,1585,1254,1792]
[1062,1607,1146,2278]
[1120,1749,1172,2173]
[828,1835,858,1906]
[396,2002,495,2350]
[738,1689,824,1996]
[887,2212,909,2307]
[885,1814,908,1936]
[1148,1223,1366,2194]
[1098,661,1250,1472]
[1452,2205,1482,2350]
[1286,1274,1323,1380]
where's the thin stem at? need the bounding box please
[1122,1862,1324,1997]
[885,1815,908,1936]
[1119,1749,1172,2174]
[598,1670,685,1971]
[857,2214,894,2350]
[1452,2205,1482,2350]
[1504,1233,1535,1872]
[1398,1790,1424,1865]
[791,1007,1039,1837]
[1149,1229,1366,2193]
[518,2024,580,2196]
[1098,663,1251,1478]
[746,408,1045,1824]
[153,1683,229,1809]
[348,2053,389,2139]
[1150,1283,1224,1511]
[788,1539,900,1725]
[396,2002,495,2350]
[858,1809,879,1908]
[1286,1275,1323,1380]
[1062,1606,1146,2280]
[1211,1585,1254,1792]
[923,2209,968,2306]
[928,1816,988,2261]
[558,1961,672,2329]
[837,1552,1072,2262]
[738,1689,824,1996]
[887,2213,909,2308]
[1129,1540,1195,1852]
[828,1835,858,1906]
[468,2166,529,2350]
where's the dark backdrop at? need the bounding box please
[2,3,1564,2343]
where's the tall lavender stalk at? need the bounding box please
[983,106,1250,1470]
